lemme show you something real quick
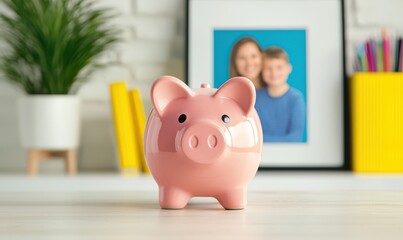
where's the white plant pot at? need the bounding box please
[18,95,81,150]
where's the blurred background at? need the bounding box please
[0,0,402,174]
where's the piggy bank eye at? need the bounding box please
[178,114,187,123]
[221,114,230,123]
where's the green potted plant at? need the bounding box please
[0,0,118,155]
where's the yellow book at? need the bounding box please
[351,73,403,173]
[129,89,151,174]
[109,82,141,175]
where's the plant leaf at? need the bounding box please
[0,0,120,94]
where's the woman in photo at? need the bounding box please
[229,37,264,89]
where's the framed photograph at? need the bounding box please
[185,0,348,170]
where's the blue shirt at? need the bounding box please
[255,87,306,142]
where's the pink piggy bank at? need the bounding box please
[144,76,263,210]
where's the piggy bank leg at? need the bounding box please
[159,187,190,209]
[216,188,246,210]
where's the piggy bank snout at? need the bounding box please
[181,122,226,164]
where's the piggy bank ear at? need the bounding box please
[151,76,194,116]
[213,77,255,116]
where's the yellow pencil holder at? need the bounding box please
[350,73,403,173]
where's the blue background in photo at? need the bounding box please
[213,29,307,142]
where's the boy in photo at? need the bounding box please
[255,47,306,142]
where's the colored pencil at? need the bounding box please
[358,43,368,72]
[382,29,391,72]
[365,40,374,72]
[395,38,401,72]
[399,39,403,72]
[370,39,378,72]
[377,40,383,72]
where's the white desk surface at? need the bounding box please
[1,172,403,239]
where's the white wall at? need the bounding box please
[0,0,401,172]
[345,0,403,73]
